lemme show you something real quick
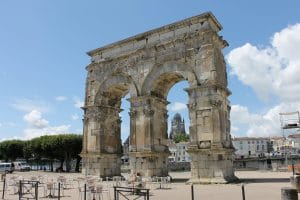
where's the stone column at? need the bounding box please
[80,105,122,177]
[186,84,237,184]
[128,96,169,177]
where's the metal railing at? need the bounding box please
[114,186,150,200]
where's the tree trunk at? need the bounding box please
[50,160,53,172]
[65,152,71,172]
[75,156,81,172]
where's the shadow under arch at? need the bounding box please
[141,61,198,98]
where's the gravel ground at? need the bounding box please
[0,170,296,200]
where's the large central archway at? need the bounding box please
[81,12,237,183]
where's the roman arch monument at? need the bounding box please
[81,12,237,183]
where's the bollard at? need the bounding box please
[281,187,298,200]
[58,182,61,200]
[84,184,87,200]
[19,180,22,200]
[292,162,295,176]
[35,182,38,200]
[191,184,194,200]
[241,184,246,200]
[2,176,5,199]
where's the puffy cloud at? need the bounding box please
[55,96,67,101]
[272,24,300,62]
[71,114,79,120]
[168,102,187,112]
[11,98,50,113]
[23,110,70,139]
[0,136,22,142]
[24,125,70,140]
[231,103,300,137]
[23,110,49,129]
[227,23,300,102]
[73,96,84,108]
[227,23,300,137]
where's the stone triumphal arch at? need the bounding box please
[81,12,237,183]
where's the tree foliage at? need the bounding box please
[0,140,24,161]
[173,134,190,143]
[0,134,82,172]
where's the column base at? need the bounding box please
[187,147,238,184]
[129,151,169,177]
[187,175,239,184]
[80,152,121,177]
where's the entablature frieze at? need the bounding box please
[87,31,224,71]
[83,105,122,121]
[88,12,223,58]
[184,83,231,97]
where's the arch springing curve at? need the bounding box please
[141,61,198,98]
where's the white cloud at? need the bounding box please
[24,125,70,140]
[71,114,79,120]
[22,110,70,139]
[0,136,22,142]
[11,98,50,113]
[0,123,2,127]
[23,110,49,129]
[55,96,67,101]
[231,103,300,137]
[227,23,300,102]
[168,102,187,112]
[227,23,300,137]
[73,96,84,108]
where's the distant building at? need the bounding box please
[167,140,191,162]
[169,113,186,139]
[232,137,270,158]
[287,134,300,150]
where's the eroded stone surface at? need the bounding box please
[81,12,237,183]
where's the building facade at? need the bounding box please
[168,140,191,162]
[232,137,270,158]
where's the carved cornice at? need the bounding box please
[87,12,222,57]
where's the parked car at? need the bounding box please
[13,161,31,171]
[0,163,14,173]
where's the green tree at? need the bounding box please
[173,134,189,143]
[0,133,82,172]
[0,140,25,161]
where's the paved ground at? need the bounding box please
[0,170,296,200]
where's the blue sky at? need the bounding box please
[1,1,300,141]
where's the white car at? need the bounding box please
[13,161,31,171]
[0,163,14,173]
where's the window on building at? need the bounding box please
[262,145,265,150]
[257,145,259,150]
